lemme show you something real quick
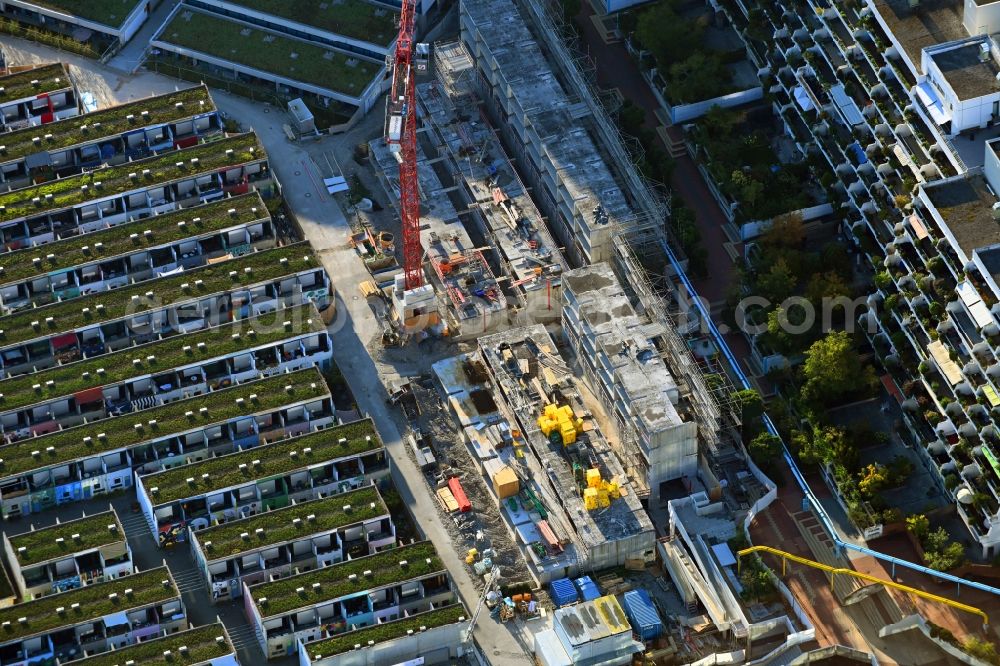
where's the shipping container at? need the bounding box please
[622,589,663,641]
[549,577,579,607]
[575,575,601,601]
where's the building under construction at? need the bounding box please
[434,324,654,582]
[562,264,699,504]
[369,135,506,337]
[418,43,567,325]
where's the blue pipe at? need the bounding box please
[657,240,1000,598]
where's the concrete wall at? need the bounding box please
[964,0,1000,37]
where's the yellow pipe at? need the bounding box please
[738,545,989,628]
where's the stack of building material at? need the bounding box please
[448,477,472,512]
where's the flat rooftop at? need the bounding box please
[0,63,70,106]
[928,42,1000,100]
[0,85,215,163]
[218,0,398,46]
[871,0,966,66]
[303,604,466,660]
[193,486,386,559]
[0,566,177,644]
[0,242,318,347]
[0,303,324,414]
[248,541,442,618]
[923,173,1000,260]
[25,0,143,29]
[69,623,234,666]
[0,192,266,287]
[9,510,125,566]
[140,417,381,505]
[0,367,328,480]
[156,7,380,98]
[564,264,685,435]
[0,132,264,222]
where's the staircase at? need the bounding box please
[791,511,903,632]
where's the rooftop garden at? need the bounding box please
[0,563,11,602]
[157,9,380,97]
[195,486,385,559]
[9,510,124,565]
[0,132,264,221]
[141,417,381,505]
[0,366,328,479]
[0,303,324,412]
[304,604,466,660]
[71,623,233,666]
[0,242,318,347]
[0,191,265,287]
[0,64,68,105]
[0,566,176,642]
[0,85,215,164]
[225,0,398,45]
[249,541,440,618]
[28,0,143,29]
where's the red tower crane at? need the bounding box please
[385,0,423,291]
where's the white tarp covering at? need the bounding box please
[958,280,995,329]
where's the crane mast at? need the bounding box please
[385,0,422,291]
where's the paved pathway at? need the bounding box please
[107,0,181,74]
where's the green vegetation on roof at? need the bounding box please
[305,604,465,659]
[0,367,328,480]
[70,623,233,666]
[157,9,380,97]
[0,566,177,642]
[9,510,124,565]
[0,192,265,287]
[223,0,398,46]
[195,486,385,559]
[250,541,440,618]
[0,303,324,412]
[27,0,143,29]
[0,242,318,347]
[0,562,12,602]
[0,64,68,106]
[0,85,215,164]
[141,418,381,505]
[0,133,264,221]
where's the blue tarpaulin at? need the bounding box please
[574,575,600,601]
[849,142,868,166]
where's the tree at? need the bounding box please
[618,99,646,139]
[906,514,930,541]
[762,211,805,250]
[796,425,854,469]
[857,463,888,498]
[806,270,852,304]
[963,637,1000,665]
[729,168,766,211]
[757,257,796,304]
[802,331,876,405]
[669,51,729,103]
[560,0,582,21]
[635,2,701,69]
[748,432,782,465]
[922,527,965,571]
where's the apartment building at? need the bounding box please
[298,604,466,666]
[151,4,387,118]
[135,418,389,546]
[243,541,457,660]
[0,85,222,189]
[67,623,238,666]
[0,193,275,308]
[0,243,327,379]
[562,264,699,504]
[0,63,77,129]
[0,132,273,250]
[2,509,131,599]
[0,1,156,50]
[189,486,393,602]
[0,368,333,519]
[711,0,1000,552]
[0,566,184,666]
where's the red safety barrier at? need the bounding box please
[448,477,471,513]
